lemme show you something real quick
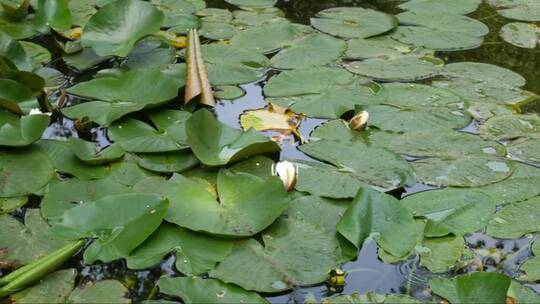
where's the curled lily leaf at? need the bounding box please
[349,111,369,131]
[271,161,298,191]
[184,29,215,107]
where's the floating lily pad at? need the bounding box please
[137,151,199,173]
[186,109,280,166]
[479,114,540,141]
[34,0,72,32]
[0,209,69,268]
[0,30,31,71]
[225,0,275,8]
[0,146,54,197]
[230,22,313,53]
[158,276,268,304]
[0,196,28,214]
[109,110,191,153]
[270,33,346,70]
[133,170,289,237]
[123,37,176,69]
[486,196,540,239]
[310,7,397,39]
[337,187,417,258]
[68,138,124,165]
[214,85,245,100]
[507,139,540,165]
[520,256,540,282]
[487,0,540,22]
[81,0,164,56]
[402,188,496,237]
[412,156,514,187]
[344,54,444,81]
[500,22,540,49]
[202,44,270,86]
[0,112,49,146]
[127,223,232,274]
[344,35,414,60]
[50,193,168,263]
[11,269,129,303]
[444,62,526,88]
[420,234,465,273]
[20,41,51,68]
[374,82,465,110]
[322,293,422,304]
[430,272,511,303]
[478,163,540,205]
[398,0,481,15]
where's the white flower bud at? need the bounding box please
[349,111,369,131]
[271,161,298,192]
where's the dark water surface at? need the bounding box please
[32,0,540,303]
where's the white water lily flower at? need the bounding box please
[272,161,298,192]
[349,111,369,131]
[29,108,52,116]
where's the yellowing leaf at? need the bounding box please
[184,29,215,107]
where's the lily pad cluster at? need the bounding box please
[487,0,540,48]
[0,0,539,303]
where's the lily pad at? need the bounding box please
[0,112,49,146]
[479,114,540,141]
[487,0,540,22]
[500,22,540,49]
[0,30,31,70]
[507,139,540,165]
[402,188,496,237]
[230,22,314,53]
[137,151,199,173]
[0,196,27,214]
[270,33,346,70]
[420,234,465,273]
[133,170,290,237]
[68,138,124,165]
[478,163,540,205]
[337,187,417,258]
[81,0,164,57]
[0,209,70,268]
[374,82,465,110]
[225,0,275,8]
[50,193,168,263]
[127,223,232,274]
[430,272,511,303]
[0,146,54,197]
[214,85,245,100]
[412,156,514,187]
[186,109,280,166]
[444,62,526,88]
[398,0,481,15]
[158,276,268,304]
[109,110,191,153]
[486,196,540,239]
[310,7,397,39]
[344,54,444,81]
[344,36,414,60]
[33,0,72,32]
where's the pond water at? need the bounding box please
[3,0,540,303]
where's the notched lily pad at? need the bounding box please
[68,138,124,165]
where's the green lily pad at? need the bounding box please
[0,209,69,268]
[50,193,168,263]
[0,196,27,214]
[0,30,31,70]
[322,293,422,304]
[375,82,465,110]
[344,36,414,60]
[36,140,113,180]
[500,22,540,49]
[344,53,444,81]
[34,0,72,32]
[186,109,280,166]
[230,22,314,53]
[202,44,270,86]
[520,256,540,282]
[210,216,342,292]
[370,130,506,159]
[133,170,289,237]
[507,139,540,165]
[123,37,176,69]
[509,280,540,303]
[337,187,417,258]
[225,0,275,8]
[0,146,54,197]
[487,0,540,22]
[270,33,346,70]
[62,101,143,127]
[20,41,51,69]
[444,62,526,88]
[109,110,191,153]
[402,188,496,237]
[310,7,397,39]
[420,234,465,273]
[398,0,481,15]
[479,114,540,141]
[412,156,514,187]
[478,163,540,205]
[63,48,109,71]
[0,112,49,146]
[11,269,129,303]
[430,272,511,303]
[367,105,471,133]
[486,196,540,239]
[68,138,124,165]
[214,85,245,100]
[127,223,232,274]
[158,276,268,304]
[81,0,164,57]
[137,151,199,173]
